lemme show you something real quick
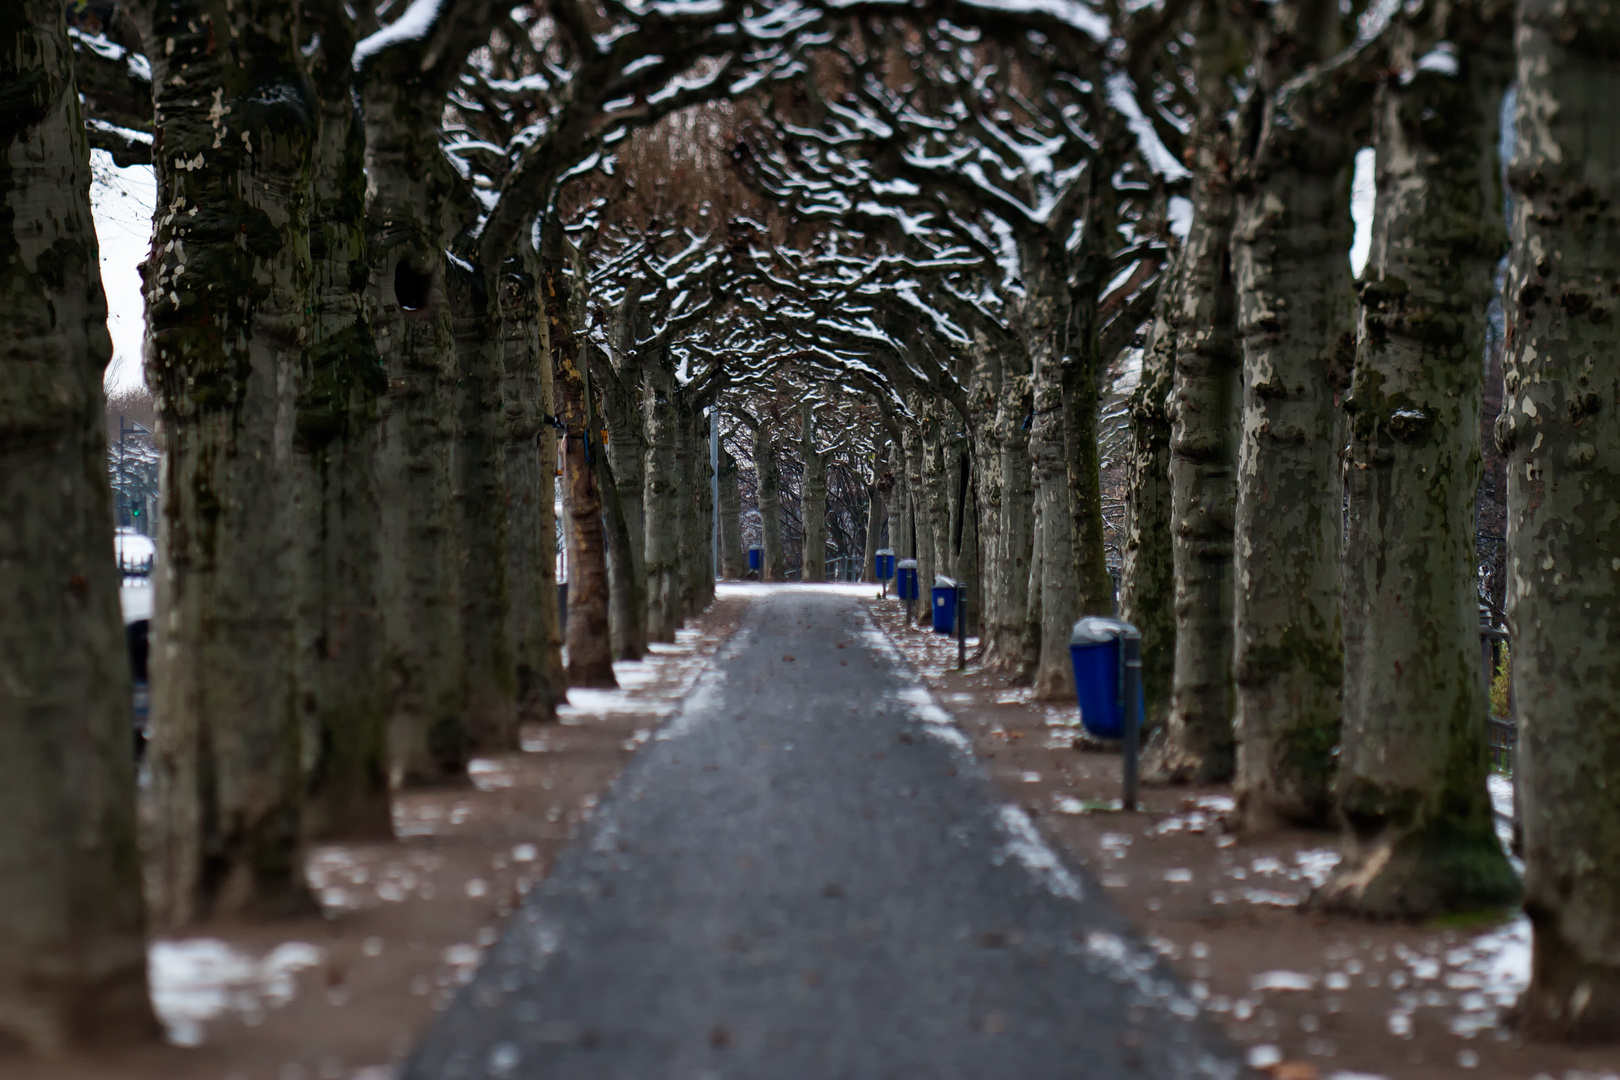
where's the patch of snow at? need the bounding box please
[1168,195,1193,239]
[1164,868,1194,883]
[148,939,321,1046]
[1414,42,1459,78]
[1294,848,1341,888]
[1247,1044,1283,1069]
[1251,970,1314,992]
[993,804,1084,901]
[1350,146,1375,278]
[352,0,446,69]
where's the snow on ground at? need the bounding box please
[148,938,322,1047]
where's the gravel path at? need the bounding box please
[404,587,1243,1080]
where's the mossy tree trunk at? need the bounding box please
[1503,0,1620,1038]
[1321,5,1517,918]
[140,0,315,925]
[1229,30,1362,833]
[0,0,158,1052]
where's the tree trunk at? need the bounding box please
[861,444,884,584]
[718,448,745,578]
[531,276,565,716]
[1321,7,1517,918]
[679,403,713,612]
[1122,268,1178,733]
[543,255,615,688]
[1500,0,1620,1036]
[988,369,1034,673]
[362,56,467,787]
[1063,286,1116,617]
[755,426,784,581]
[598,359,646,658]
[1229,65,1361,833]
[497,256,558,724]
[449,266,517,754]
[141,0,314,925]
[801,407,828,583]
[1026,267,1081,698]
[642,365,681,639]
[296,32,391,840]
[0,1,158,1051]
[1149,144,1241,784]
[905,421,935,621]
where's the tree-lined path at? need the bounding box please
[404,587,1239,1080]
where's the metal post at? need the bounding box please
[1121,629,1141,812]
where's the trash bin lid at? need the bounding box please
[876,548,894,556]
[1069,615,1140,646]
[897,558,918,569]
[748,545,762,551]
[935,575,958,588]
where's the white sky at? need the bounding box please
[90,148,156,394]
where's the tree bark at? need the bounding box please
[140,0,315,925]
[1502,0,1620,1038]
[1321,6,1517,917]
[1229,50,1362,833]
[296,22,391,840]
[1122,267,1178,733]
[0,1,158,1052]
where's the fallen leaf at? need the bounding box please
[782,655,796,662]
[1265,1063,1319,1080]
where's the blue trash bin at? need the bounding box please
[931,576,959,634]
[875,548,895,581]
[896,558,919,601]
[1068,616,1144,739]
[747,546,762,573]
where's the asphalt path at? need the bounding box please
[405,586,1244,1080]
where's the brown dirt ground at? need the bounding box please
[865,597,1620,1080]
[5,597,745,1080]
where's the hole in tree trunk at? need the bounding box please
[394,260,433,311]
